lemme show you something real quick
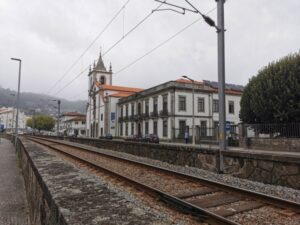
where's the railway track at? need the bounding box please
[27,136,300,225]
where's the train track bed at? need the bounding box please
[21,138,196,225]
[28,137,300,225]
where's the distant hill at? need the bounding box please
[0,86,86,116]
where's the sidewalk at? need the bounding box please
[0,137,29,225]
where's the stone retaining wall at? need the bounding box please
[248,138,300,152]
[59,136,300,189]
[15,137,67,225]
[222,152,300,189]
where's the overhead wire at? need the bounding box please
[51,2,163,98]
[102,2,163,57]
[114,6,217,75]
[64,6,217,101]
[46,0,131,95]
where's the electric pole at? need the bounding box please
[50,99,61,136]
[57,100,61,136]
[153,0,226,173]
[216,0,226,173]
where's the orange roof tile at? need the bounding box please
[62,112,85,117]
[65,117,86,122]
[0,109,12,114]
[109,92,135,97]
[175,78,203,85]
[209,88,243,95]
[96,82,143,93]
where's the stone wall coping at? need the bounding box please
[74,137,300,163]
[69,137,219,155]
[223,149,300,164]
[39,135,300,165]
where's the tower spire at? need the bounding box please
[109,62,112,73]
[95,48,106,71]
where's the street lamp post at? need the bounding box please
[182,75,195,145]
[11,58,22,141]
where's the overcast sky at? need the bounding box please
[0,0,299,101]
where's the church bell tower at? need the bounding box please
[88,51,112,89]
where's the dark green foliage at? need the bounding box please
[240,52,300,123]
[26,115,55,131]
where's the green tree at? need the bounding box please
[26,115,55,131]
[240,52,300,124]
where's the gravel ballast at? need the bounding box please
[70,142,300,203]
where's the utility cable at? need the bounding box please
[114,6,216,75]
[63,6,216,100]
[51,2,163,97]
[102,2,163,57]
[46,0,131,95]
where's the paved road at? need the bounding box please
[0,138,29,225]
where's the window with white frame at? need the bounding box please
[131,103,135,116]
[145,99,149,115]
[229,101,234,114]
[125,104,128,117]
[125,123,128,136]
[178,96,186,111]
[153,97,158,113]
[212,99,219,113]
[162,94,168,112]
[153,121,157,135]
[163,120,168,137]
[145,121,149,135]
[198,97,205,112]
[131,123,134,135]
[120,123,123,136]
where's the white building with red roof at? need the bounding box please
[86,52,243,142]
[58,112,86,135]
[0,107,27,131]
[117,78,243,142]
[86,52,143,137]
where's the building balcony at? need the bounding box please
[159,109,169,117]
[123,115,129,122]
[133,114,142,121]
[142,112,150,120]
[150,111,158,118]
[118,116,124,122]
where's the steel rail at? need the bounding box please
[28,136,300,213]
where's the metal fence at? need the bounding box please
[245,123,300,138]
[172,125,239,146]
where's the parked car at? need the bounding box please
[147,134,159,144]
[99,134,113,140]
[125,134,142,142]
[126,134,159,144]
[105,134,113,140]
